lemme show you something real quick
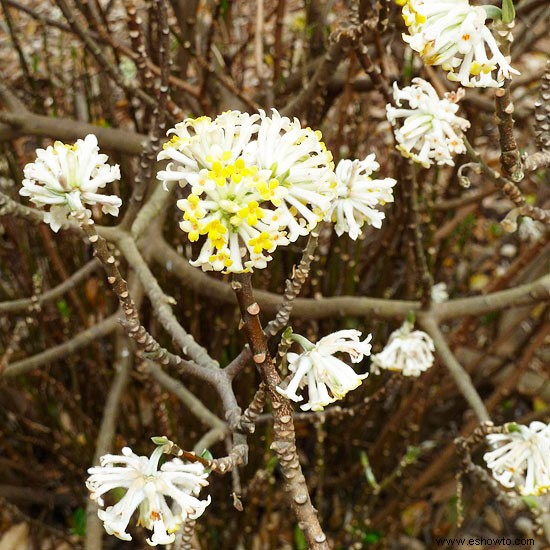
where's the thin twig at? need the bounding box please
[0,259,100,313]
[85,328,134,550]
[420,317,490,423]
[265,225,321,336]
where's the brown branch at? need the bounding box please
[120,0,172,229]
[152,236,549,322]
[2,313,120,377]
[494,21,523,182]
[0,110,148,155]
[232,273,330,549]
[282,40,344,122]
[77,215,218,383]
[0,189,49,224]
[431,273,550,320]
[0,259,100,313]
[408,321,550,495]
[410,167,433,307]
[265,225,320,336]
[55,0,157,109]
[117,233,218,368]
[125,0,156,95]
[463,137,550,225]
[532,58,550,154]
[420,317,490,422]
[144,360,227,431]
[85,328,134,550]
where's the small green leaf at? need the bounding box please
[112,487,126,502]
[405,446,421,461]
[219,0,229,16]
[521,495,539,509]
[362,528,382,544]
[483,5,503,21]
[266,455,279,473]
[282,326,294,340]
[502,0,515,24]
[501,399,514,411]
[489,222,503,237]
[70,507,86,537]
[201,449,214,461]
[151,435,169,446]
[31,54,39,73]
[56,299,71,319]
[360,451,379,489]
[294,525,307,550]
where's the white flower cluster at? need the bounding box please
[484,422,550,496]
[276,330,371,411]
[370,320,435,377]
[157,109,337,273]
[387,78,470,168]
[19,134,121,231]
[399,0,519,88]
[86,444,210,546]
[325,154,397,239]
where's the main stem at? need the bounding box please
[232,272,330,549]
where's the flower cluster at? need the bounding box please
[325,154,396,239]
[387,78,470,168]
[86,444,210,546]
[483,422,550,496]
[157,109,336,273]
[19,134,121,231]
[398,0,519,87]
[370,321,435,377]
[276,330,371,411]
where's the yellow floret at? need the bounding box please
[201,220,228,249]
[248,231,274,254]
[237,201,264,226]
[256,177,279,201]
[470,61,495,76]
[162,135,183,150]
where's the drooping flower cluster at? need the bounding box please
[387,78,470,168]
[276,330,371,411]
[86,443,210,546]
[398,0,519,87]
[19,134,121,231]
[483,422,550,496]
[370,320,435,377]
[157,109,336,272]
[325,154,397,239]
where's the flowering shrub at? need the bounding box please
[2,0,549,548]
